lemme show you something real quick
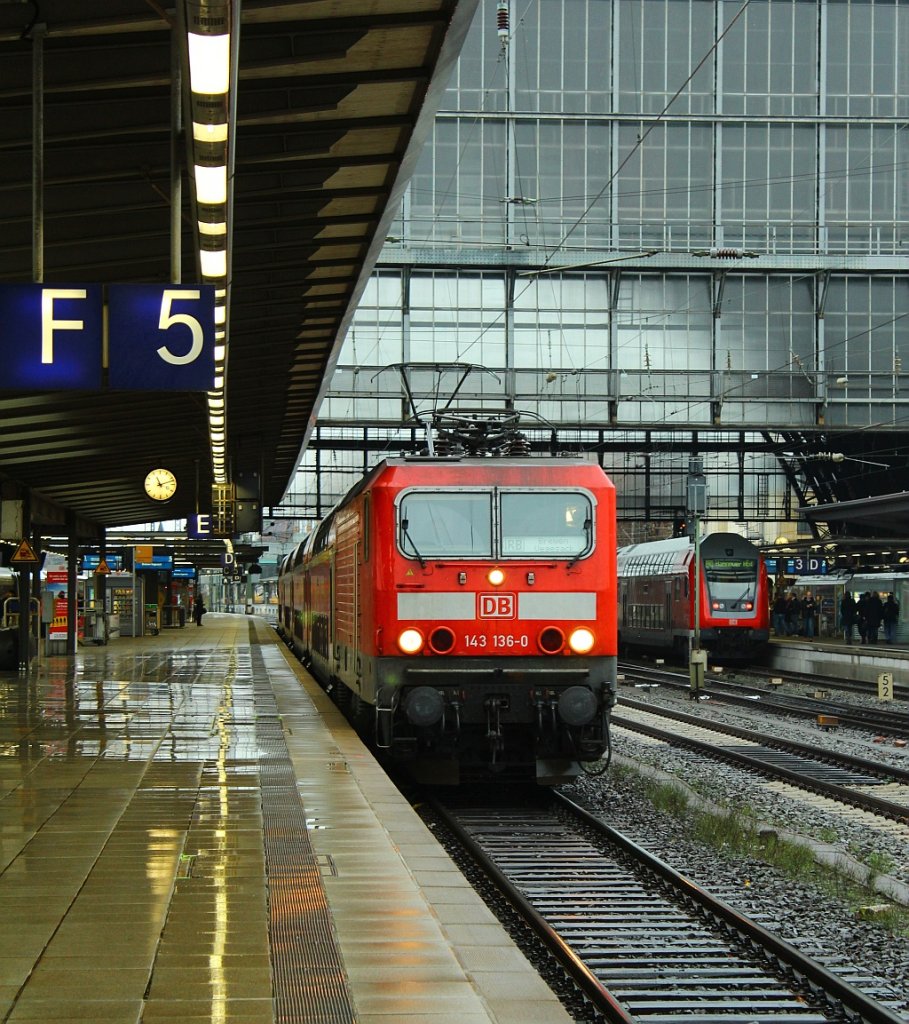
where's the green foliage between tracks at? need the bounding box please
[614,765,909,938]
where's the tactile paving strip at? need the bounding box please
[250,629,356,1024]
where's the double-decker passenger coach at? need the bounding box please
[617,531,771,661]
[279,453,617,784]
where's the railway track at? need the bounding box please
[611,697,909,828]
[619,661,909,737]
[431,791,907,1024]
[740,661,909,704]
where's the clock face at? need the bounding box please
[144,468,177,501]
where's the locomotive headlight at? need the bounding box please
[398,628,424,654]
[487,567,505,586]
[568,627,595,654]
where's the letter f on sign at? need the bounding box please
[41,289,88,364]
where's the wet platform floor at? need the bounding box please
[0,614,570,1024]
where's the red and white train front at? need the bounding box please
[281,457,618,784]
[617,531,770,660]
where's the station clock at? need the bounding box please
[144,468,177,502]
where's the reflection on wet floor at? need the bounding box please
[0,614,574,1024]
[0,616,274,1023]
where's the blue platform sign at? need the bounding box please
[0,284,103,388]
[0,283,214,391]
[187,513,212,539]
[766,557,829,575]
[83,553,123,571]
[134,553,174,570]
[108,285,215,390]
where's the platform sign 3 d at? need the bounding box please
[0,283,214,391]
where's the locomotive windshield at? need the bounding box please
[500,492,592,557]
[397,489,593,560]
[703,557,757,610]
[399,493,493,557]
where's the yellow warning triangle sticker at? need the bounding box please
[10,538,39,564]
[405,568,415,576]
[96,559,111,575]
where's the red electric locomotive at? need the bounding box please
[616,531,771,661]
[278,455,617,784]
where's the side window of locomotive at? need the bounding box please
[499,492,592,557]
[398,492,493,557]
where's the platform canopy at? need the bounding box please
[0,0,477,535]
[800,492,909,536]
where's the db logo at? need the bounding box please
[479,593,516,618]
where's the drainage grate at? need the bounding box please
[250,634,355,1024]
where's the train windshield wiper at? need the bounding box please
[567,517,592,569]
[400,517,426,568]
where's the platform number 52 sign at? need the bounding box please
[877,672,893,702]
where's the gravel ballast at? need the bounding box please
[562,679,909,1018]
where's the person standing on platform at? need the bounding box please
[772,591,788,636]
[786,592,802,636]
[856,592,870,644]
[193,594,206,627]
[882,594,900,644]
[840,592,857,645]
[802,592,816,639]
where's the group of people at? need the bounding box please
[771,588,900,645]
[771,591,819,638]
[839,590,899,645]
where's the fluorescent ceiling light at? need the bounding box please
[214,345,226,361]
[214,305,226,324]
[194,164,227,204]
[188,32,230,95]
[193,121,229,143]
[200,248,227,277]
[199,220,227,237]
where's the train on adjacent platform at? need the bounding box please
[617,531,771,661]
[277,453,618,785]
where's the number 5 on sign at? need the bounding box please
[157,290,206,365]
[877,672,893,702]
[107,284,215,390]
